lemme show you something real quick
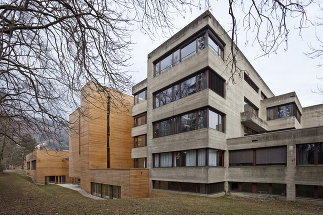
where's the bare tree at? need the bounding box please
[224,0,313,83]
[0,0,194,170]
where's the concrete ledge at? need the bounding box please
[131,147,148,159]
[152,189,225,198]
[131,124,147,137]
[132,101,147,116]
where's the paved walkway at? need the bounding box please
[57,184,105,200]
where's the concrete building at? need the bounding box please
[25,150,71,184]
[69,83,149,199]
[131,11,323,201]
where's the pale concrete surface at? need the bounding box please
[57,184,105,200]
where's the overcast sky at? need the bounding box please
[128,3,323,107]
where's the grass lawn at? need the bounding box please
[0,173,323,215]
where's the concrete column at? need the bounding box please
[286,144,296,201]
[224,181,229,193]
[224,150,229,194]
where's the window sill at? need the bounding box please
[296,164,323,167]
[153,166,224,169]
[229,165,286,168]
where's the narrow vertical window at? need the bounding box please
[107,96,110,168]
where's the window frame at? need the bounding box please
[296,143,323,165]
[153,68,225,109]
[133,89,147,105]
[153,148,224,168]
[266,102,301,123]
[133,112,147,127]
[153,27,225,77]
[152,107,225,139]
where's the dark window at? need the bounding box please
[134,89,146,105]
[134,135,147,148]
[181,76,196,98]
[153,108,225,138]
[174,150,196,167]
[230,147,287,166]
[134,158,146,168]
[153,69,224,109]
[154,28,225,77]
[319,143,323,164]
[174,50,180,66]
[155,62,160,76]
[244,73,259,93]
[154,154,160,168]
[198,149,206,166]
[209,109,224,132]
[155,148,223,168]
[160,54,173,73]
[181,112,196,132]
[297,143,315,165]
[31,160,36,170]
[272,184,286,196]
[255,147,287,165]
[261,92,267,100]
[181,40,196,61]
[297,143,323,165]
[230,182,286,196]
[244,98,258,116]
[169,182,180,191]
[181,182,197,193]
[278,103,292,118]
[174,151,185,167]
[27,162,30,170]
[208,182,224,194]
[296,185,314,198]
[160,119,172,137]
[229,149,253,166]
[209,70,225,97]
[230,182,239,192]
[153,181,224,195]
[208,36,224,59]
[174,84,180,101]
[154,93,160,108]
[241,183,252,192]
[160,152,172,167]
[198,35,206,51]
[153,123,160,138]
[267,103,301,123]
[197,72,207,91]
[92,182,121,199]
[257,183,269,194]
[134,113,146,127]
[198,109,207,129]
[160,87,172,106]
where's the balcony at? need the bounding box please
[241,111,268,133]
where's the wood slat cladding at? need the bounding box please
[69,82,149,198]
[25,150,71,184]
[80,83,133,169]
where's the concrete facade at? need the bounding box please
[131,10,323,200]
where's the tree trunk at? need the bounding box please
[0,136,6,173]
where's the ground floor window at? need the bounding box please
[152,180,224,195]
[229,182,286,196]
[45,176,66,185]
[296,185,323,199]
[91,182,121,199]
[72,177,80,185]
